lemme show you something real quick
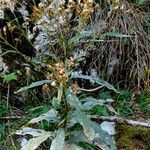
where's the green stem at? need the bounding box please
[62,87,69,128]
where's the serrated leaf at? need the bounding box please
[83,98,105,109]
[71,74,119,93]
[83,98,114,110]
[28,109,59,124]
[16,127,49,137]
[21,132,51,150]
[16,127,52,150]
[15,80,52,93]
[50,128,65,150]
[95,78,118,93]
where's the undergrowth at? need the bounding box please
[0,0,150,149]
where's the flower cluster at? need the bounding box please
[30,6,44,22]
[0,0,15,10]
[46,58,75,86]
[30,0,100,25]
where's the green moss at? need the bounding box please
[137,92,150,115]
[115,125,150,150]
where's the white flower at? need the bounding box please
[51,81,56,86]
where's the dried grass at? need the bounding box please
[88,0,150,90]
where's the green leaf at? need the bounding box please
[28,109,59,124]
[20,134,51,150]
[73,110,95,140]
[66,90,83,110]
[103,32,132,37]
[95,78,118,93]
[106,105,118,115]
[52,97,61,109]
[14,80,52,93]
[64,142,83,150]
[16,127,49,137]
[83,126,95,141]
[57,83,63,101]
[31,57,43,65]
[138,0,146,5]
[71,74,119,93]
[69,30,93,44]
[88,105,108,116]
[3,72,17,83]
[83,97,114,110]
[68,131,90,144]
[73,110,117,150]
[16,127,52,150]
[44,50,55,57]
[91,122,116,150]
[50,128,65,150]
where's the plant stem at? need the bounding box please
[6,84,10,107]
[90,115,150,128]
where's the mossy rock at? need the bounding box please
[115,125,150,150]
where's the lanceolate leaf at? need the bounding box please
[82,98,104,109]
[74,110,117,150]
[91,122,116,150]
[50,128,65,150]
[21,133,51,150]
[73,110,95,140]
[82,97,114,110]
[15,80,52,93]
[71,74,119,93]
[16,128,52,150]
[28,109,59,124]
[16,127,50,137]
[95,78,119,93]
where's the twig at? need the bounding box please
[90,115,150,128]
[0,116,25,120]
[78,86,104,92]
[6,84,10,107]
[135,34,140,93]
[79,39,119,43]
[8,120,17,150]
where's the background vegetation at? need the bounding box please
[0,0,149,149]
